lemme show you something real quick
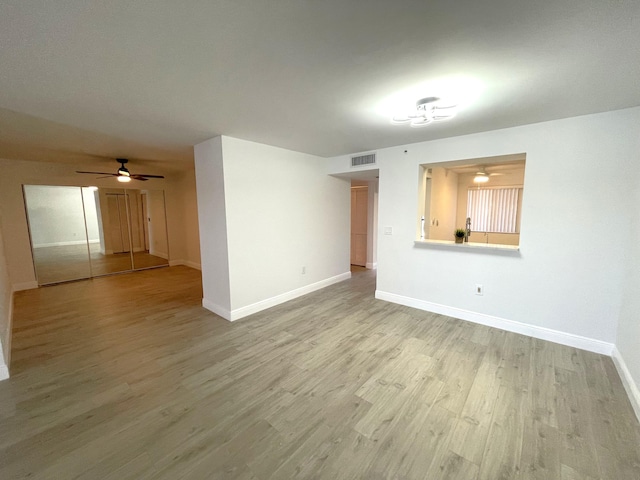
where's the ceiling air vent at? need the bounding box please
[351,153,376,167]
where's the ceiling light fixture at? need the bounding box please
[117,175,131,183]
[473,170,490,183]
[392,96,458,127]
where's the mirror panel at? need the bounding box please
[23,185,170,286]
[87,187,134,276]
[24,185,92,285]
[130,189,169,270]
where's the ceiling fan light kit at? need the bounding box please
[76,158,165,182]
[473,173,490,183]
[392,96,458,127]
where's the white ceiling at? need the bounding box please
[1,0,639,166]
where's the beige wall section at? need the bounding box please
[455,170,525,246]
[0,158,201,289]
[0,213,11,379]
[428,167,458,241]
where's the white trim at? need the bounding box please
[12,281,38,292]
[33,239,100,248]
[366,262,378,270]
[169,259,202,270]
[202,298,232,321]
[414,239,520,252]
[375,290,614,356]
[229,272,352,322]
[0,364,8,381]
[612,347,640,423]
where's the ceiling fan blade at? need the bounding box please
[133,174,165,179]
[489,172,505,176]
[76,171,116,175]
[130,176,149,181]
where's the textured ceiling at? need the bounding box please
[1,0,639,166]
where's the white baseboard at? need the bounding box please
[202,298,232,321]
[226,271,352,322]
[375,290,614,356]
[34,239,100,248]
[169,259,201,270]
[366,262,378,270]
[0,364,8,381]
[12,281,38,292]
[612,347,640,423]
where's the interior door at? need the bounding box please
[350,187,368,266]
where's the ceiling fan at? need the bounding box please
[473,166,504,183]
[76,159,165,182]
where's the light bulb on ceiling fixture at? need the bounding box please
[117,175,131,183]
[473,173,489,183]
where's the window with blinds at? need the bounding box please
[467,187,520,233]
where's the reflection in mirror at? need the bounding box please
[23,185,170,286]
[126,189,169,270]
[86,188,169,273]
[24,185,92,285]
[87,188,134,276]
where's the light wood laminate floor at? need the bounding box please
[1,266,638,479]
[32,243,168,285]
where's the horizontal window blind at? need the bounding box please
[467,187,520,233]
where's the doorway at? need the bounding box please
[350,178,378,269]
[351,186,368,267]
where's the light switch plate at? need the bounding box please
[384,226,393,235]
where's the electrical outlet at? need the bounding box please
[384,226,393,235]
[475,284,484,296]
[301,266,306,275]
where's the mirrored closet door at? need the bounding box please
[24,185,169,286]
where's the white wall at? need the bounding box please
[328,107,640,352]
[0,212,11,380]
[195,135,351,320]
[615,175,640,419]
[0,157,200,289]
[194,137,232,317]
[367,179,378,269]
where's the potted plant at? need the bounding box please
[454,229,466,244]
